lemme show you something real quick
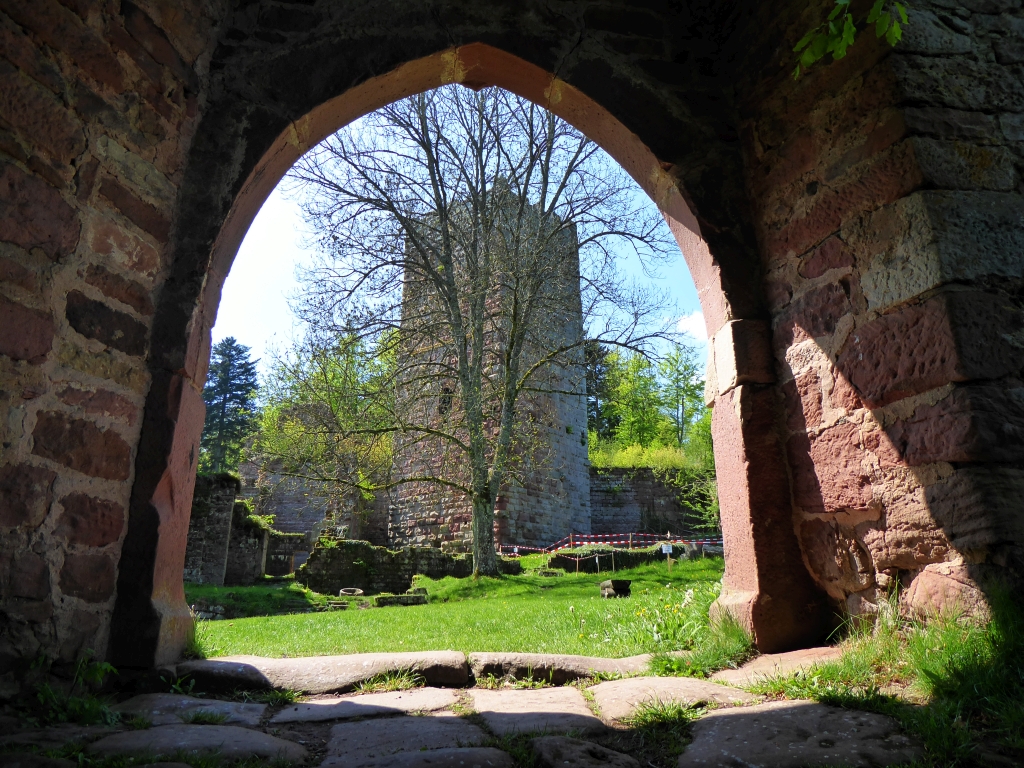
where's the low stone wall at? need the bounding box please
[547,543,705,574]
[224,503,268,586]
[266,531,307,577]
[297,539,522,595]
[183,474,240,585]
[589,468,700,536]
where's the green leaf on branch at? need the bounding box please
[794,0,909,79]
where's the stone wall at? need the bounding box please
[727,0,1024,624]
[223,503,267,587]
[265,531,306,577]
[589,468,701,538]
[2,0,1022,668]
[297,539,521,596]
[182,474,237,585]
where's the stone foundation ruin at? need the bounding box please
[1,0,1022,670]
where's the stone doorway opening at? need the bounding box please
[110,43,824,667]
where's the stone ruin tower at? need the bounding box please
[388,196,590,550]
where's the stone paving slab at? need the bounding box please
[531,736,639,767]
[85,724,307,762]
[677,700,922,767]
[112,693,266,726]
[588,676,758,722]
[0,755,77,768]
[710,647,843,687]
[344,747,515,767]
[469,688,605,736]
[271,687,457,723]
[0,725,119,750]
[177,651,469,694]
[469,653,651,685]
[322,713,487,766]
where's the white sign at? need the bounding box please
[661,544,672,554]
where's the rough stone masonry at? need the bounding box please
[0,0,1022,675]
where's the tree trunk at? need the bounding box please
[472,496,499,577]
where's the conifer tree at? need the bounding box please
[201,337,259,473]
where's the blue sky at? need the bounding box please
[212,176,708,378]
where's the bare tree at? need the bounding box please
[280,84,673,576]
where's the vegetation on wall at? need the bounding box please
[586,340,718,532]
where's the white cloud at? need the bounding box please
[676,310,707,343]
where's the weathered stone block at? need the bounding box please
[886,385,1024,465]
[798,235,854,279]
[0,550,50,600]
[56,493,125,547]
[891,55,1024,112]
[88,215,161,277]
[855,191,1024,312]
[0,161,80,260]
[3,0,124,90]
[0,293,54,363]
[98,177,170,243]
[925,466,1024,555]
[0,59,84,164]
[774,282,852,348]
[710,319,773,397]
[837,291,1024,407]
[56,383,139,425]
[910,137,1017,191]
[83,264,154,315]
[798,518,874,599]
[31,410,131,480]
[0,463,55,529]
[903,107,1000,142]
[59,553,116,603]
[94,135,175,206]
[787,421,873,513]
[898,10,971,55]
[781,371,822,434]
[65,290,149,356]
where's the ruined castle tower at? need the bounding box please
[388,197,590,550]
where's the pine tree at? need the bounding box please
[201,337,259,473]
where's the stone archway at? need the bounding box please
[2,0,1020,674]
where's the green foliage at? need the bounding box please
[618,699,704,766]
[648,613,754,679]
[26,651,119,726]
[794,0,909,79]
[749,588,1024,764]
[200,337,260,473]
[355,670,426,693]
[185,579,332,618]
[252,334,394,513]
[179,710,227,725]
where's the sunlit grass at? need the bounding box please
[194,558,725,659]
[748,589,1024,766]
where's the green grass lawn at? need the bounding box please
[191,558,727,659]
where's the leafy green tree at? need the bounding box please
[585,341,619,439]
[254,334,395,504]
[201,337,259,473]
[606,352,666,449]
[659,342,704,448]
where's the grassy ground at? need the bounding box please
[191,558,729,659]
[185,578,330,618]
[747,589,1024,767]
